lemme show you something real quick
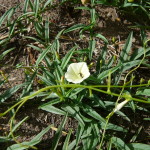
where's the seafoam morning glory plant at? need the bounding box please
[65,62,90,84]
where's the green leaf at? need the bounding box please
[97,65,121,80]
[104,123,127,132]
[61,46,77,70]
[89,39,96,60]
[27,44,42,52]
[38,73,54,86]
[43,0,53,10]
[9,20,17,37]
[40,105,66,115]
[130,47,150,61]
[7,7,16,25]
[23,0,29,13]
[51,114,68,150]
[0,38,10,45]
[34,0,39,17]
[17,12,35,21]
[136,88,150,96]
[40,98,60,107]
[28,0,34,11]
[24,36,45,45]
[127,143,150,150]
[62,105,85,127]
[95,33,108,43]
[34,22,44,38]
[8,117,29,137]
[119,32,133,63]
[0,7,14,26]
[20,70,37,97]
[123,3,139,7]
[130,126,142,142]
[68,88,85,99]
[54,64,64,82]
[143,118,150,121]
[80,103,106,123]
[0,83,25,103]
[36,45,51,66]
[45,18,50,44]
[7,125,52,150]
[64,24,85,33]
[0,136,12,142]
[122,60,141,72]
[76,125,84,147]
[0,48,14,61]
[90,8,96,23]
[87,122,100,150]
[62,129,72,150]
[68,139,76,150]
[116,111,130,122]
[108,138,113,150]
[111,137,130,150]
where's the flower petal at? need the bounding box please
[65,62,90,84]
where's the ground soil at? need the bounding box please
[0,0,150,150]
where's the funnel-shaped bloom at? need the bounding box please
[114,100,129,112]
[65,62,90,84]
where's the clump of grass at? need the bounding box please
[0,0,150,150]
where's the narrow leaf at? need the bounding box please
[64,24,85,33]
[61,46,77,70]
[62,129,72,150]
[40,105,66,115]
[89,39,96,60]
[0,48,14,60]
[36,45,51,66]
[128,143,150,150]
[111,137,130,150]
[0,83,25,103]
[119,32,133,63]
[7,125,52,150]
[51,114,68,150]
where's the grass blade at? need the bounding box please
[61,46,77,70]
[111,137,130,150]
[89,39,96,60]
[45,18,50,44]
[43,0,53,10]
[128,143,150,150]
[0,48,14,60]
[0,83,26,103]
[36,45,51,66]
[23,0,29,13]
[119,32,133,63]
[51,113,68,150]
[62,129,72,150]
[34,0,39,17]
[7,125,52,150]
[64,24,85,33]
[40,105,66,115]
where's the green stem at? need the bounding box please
[1,84,150,118]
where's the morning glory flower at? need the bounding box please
[65,62,90,84]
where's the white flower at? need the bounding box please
[65,62,90,84]
[114,100,129,112]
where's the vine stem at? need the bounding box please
[1,83,150,118]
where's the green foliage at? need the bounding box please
[7,125,52,150]
[0,0,150,150]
